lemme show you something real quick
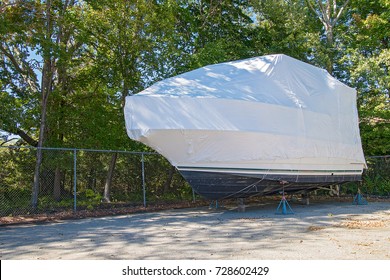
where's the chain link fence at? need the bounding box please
[1,146,389,217]
[0,146,195,216]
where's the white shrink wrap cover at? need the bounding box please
[125,54,366,173]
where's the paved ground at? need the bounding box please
[1,199,390,260]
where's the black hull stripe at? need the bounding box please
[179,170,362,200]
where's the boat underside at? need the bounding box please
[178,168,362,200]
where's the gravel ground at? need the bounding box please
[1,200,390,260]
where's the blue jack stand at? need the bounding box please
[353,191,368,205]
[276,195,294,215]
[209,200,220,209]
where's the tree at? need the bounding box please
[176,0,255,69]
[305,0,351,74]
[1,0,90,208]
[0,0,40,146]
[250,0,314,61]
[344,0,390,155]
[80,0,179,201]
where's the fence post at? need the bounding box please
[73,149,77,212]
[142,153,146,207]
[192,188,196,203]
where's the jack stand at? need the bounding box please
[353,189,368,205]
[302,192,310,205]
[237,198,246,212]
[276,193,294,215]
[209,200,220,209]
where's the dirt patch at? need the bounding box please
[356,242,374,246]
[307,225,327,231]
[340,219,386,229]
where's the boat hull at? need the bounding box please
[178,167,362,200]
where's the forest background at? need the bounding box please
[0,0,389,214]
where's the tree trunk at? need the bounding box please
[163,166,176,195]
[103,153,118,203]
[325,26,334,74]
[32,93,49,208]
[87,167,97,191]
[53,166,62,201]
[32,0,54,209]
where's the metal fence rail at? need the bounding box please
[0,146,389,217]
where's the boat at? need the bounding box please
[124,54,366,200]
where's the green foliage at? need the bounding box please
[344,0,390,155]
[251,0,314,60]
[0,186,32,215]
[1,0,388,154]
[363,175,390,196]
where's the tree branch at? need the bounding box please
[317,0,329,24]
[306,0,317,16]
[326,0,331,23]
[306,0,328,30]
[334,0,351,24]
[0,44,39,92]
[0,44,27,75]
[16,128,38,146]
[3,127,38,146]
[0,138,15,146]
